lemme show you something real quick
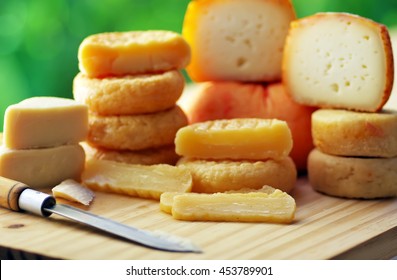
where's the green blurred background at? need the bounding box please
[1,0,397,131]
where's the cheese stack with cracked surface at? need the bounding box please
[74,30,191,165]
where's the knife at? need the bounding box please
[0,176,201,253]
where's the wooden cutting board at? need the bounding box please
[0,177,396,260]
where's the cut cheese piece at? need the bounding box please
[183,0,295,82]
[160,185,277,215]
[170,190,296,223]
[73,70,185,115]
[52,179,95,206]
[81,159,192,200]
[283,12,394,112]
[0,144,85,189]
[175,118,293,160]
[78,30,191,78]
[4,97,88,149]
[160,192,181,214]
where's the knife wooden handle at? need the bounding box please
[0,176,29,211]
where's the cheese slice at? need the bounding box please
[170,189,296,223]
[159,185,277,215]
[52,179,95,206]
[175,118,293,160]
[3,97,88,149]
[81,159,192,200]
[0,144,85,189]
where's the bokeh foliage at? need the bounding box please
[1,0,397,131]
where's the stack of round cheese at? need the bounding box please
[282,13,396,198]
[174,118,297,193]
[74,31,191,165]
[180,0,316,172]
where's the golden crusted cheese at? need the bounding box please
[175,118,293,160]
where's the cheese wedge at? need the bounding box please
[169,189,296,223]
[3,97,88,149]
[81,159,192,200]
[52,179,95,206]
[0,144,85,189]
[175,118,293,160]
[78,31,191,77]
[283,12,394,112]
[183,0,295,82]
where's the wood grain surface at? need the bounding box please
[0,177,396,260]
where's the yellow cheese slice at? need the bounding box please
[159,185,277,215]
[162,188,296,223]
[81,159,192,200]
[175,118,293,160]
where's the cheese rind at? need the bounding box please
[175,118,293,160]
[78,31,191,77]
[4,97,88,149]
[282,13,394,112]
[0,144,85,189]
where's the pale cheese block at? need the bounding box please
[312,109,397,157]
[3,97,88,149]
[183,0,295,82]
[78,31,191,78]
[283,12,394,112]
[0,144,85,189]
[175,118,293,160]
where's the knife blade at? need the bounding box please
[0,176,201,253]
